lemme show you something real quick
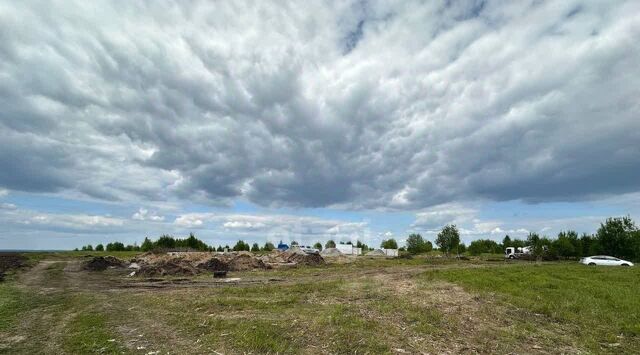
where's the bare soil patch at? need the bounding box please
[0,253,29,281]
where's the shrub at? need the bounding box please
[406,234,432,254]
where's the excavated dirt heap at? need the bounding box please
[131,250,324,276]
[135,253,199,276]
[258,250,325,267]
[366,249,387,257]
[228,254,267,271]
[138,258,198,276]
[84,256,125,271]
[195,257,229,272]
[285,252,325,266]
[320,248,343,257]
[135,252,270,276]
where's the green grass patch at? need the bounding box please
[62,310,124,354]
[424,263,640,351]
[0,285,42,331]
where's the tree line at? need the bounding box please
[378,216,640,260]
[462,216,640,260]
[75,216,640,261]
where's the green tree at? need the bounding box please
[553,231,579,258]
[468,239,500,255]
[233,240,250,251]
[597,216,637,259]
[141,237,154,252]
[381,239,398,249]
[632,230,640,261]
[580,234,602,256]
[502,235,512,248]
[406,234,432,254]
[263,242,275,251]
[435,225,460,256]
[526,233,550,260]
[251,243,260,252]
[290,241,299,246]
[106,242,125,251]
[356,240,369,251]
[155,235,176,249]
[325,240,336,249]
[95,244,104,251]
[216,245,224,252]
[313,242,323,251]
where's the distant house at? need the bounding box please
[277,241,289,251]
[336,243,362,256]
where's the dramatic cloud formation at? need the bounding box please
[2,0,639,210]
[1,1,639,248]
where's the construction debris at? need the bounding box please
[128,262,141,269]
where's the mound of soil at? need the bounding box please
[196,257,229,272]
[285,252,325,266]
[0,253,28,273]
[84,256,125,271]
[138,259,198,277]
[133,250,322,276]
[320,248,343,257]
[228,254,268,271]
[366,249,386,257]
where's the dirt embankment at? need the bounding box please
[82,250,325,277]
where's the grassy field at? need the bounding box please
[0,254,638,354]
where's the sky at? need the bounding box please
[1,0,639,250]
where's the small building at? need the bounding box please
[335,243,362,256]
[277,240,289,251]
[382,248,399,257]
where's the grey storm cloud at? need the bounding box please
[1,0,639,209]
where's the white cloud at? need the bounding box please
[0,202,16,210]
[132,208,165,222]
[223,221,267,230]
[174,214,205,228]
[0,189,8,198]
[412,204,478,230]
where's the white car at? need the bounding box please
[580,255,634,266]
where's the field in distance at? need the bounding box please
[0,252,638,354]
